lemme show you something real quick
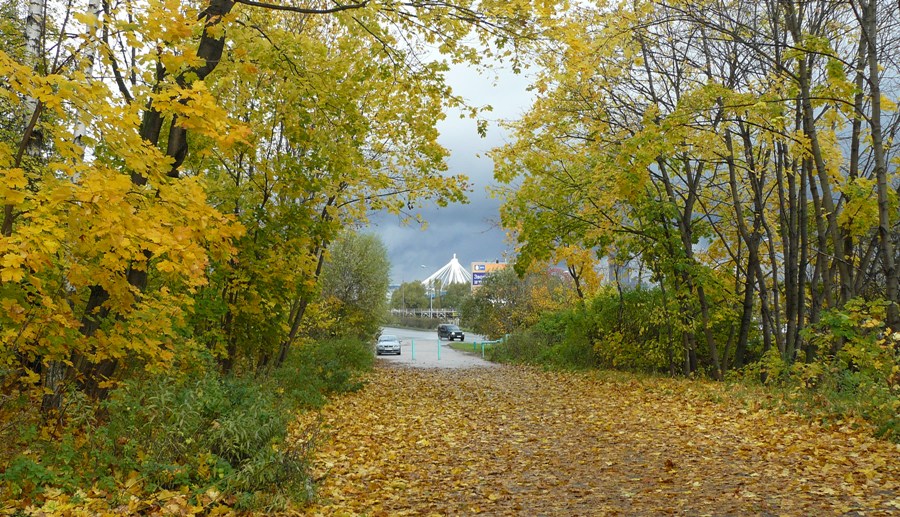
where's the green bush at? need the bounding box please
[744,298,900,442]
[0,372,309,507]
[490,287,683,372]
[488,328,545,365]
[274,336,373,408]
[489,309,597,369]
[584,287,681,373]
[1,336,375,509]
[383,313,445,331]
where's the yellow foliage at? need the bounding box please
[0,27,244,381]
[302,366,900,515]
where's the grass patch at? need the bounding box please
[447,340,500,358]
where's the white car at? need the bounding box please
[376,334,401,355]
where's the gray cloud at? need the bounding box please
[365,63,533,284]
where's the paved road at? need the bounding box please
[377,326,497,368]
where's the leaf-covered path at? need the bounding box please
[300,365,900,516]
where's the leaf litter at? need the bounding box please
[298,364,899,516]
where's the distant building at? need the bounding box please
[599,252,646,289]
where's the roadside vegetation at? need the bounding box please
[463,268,899,442]
[1,230,387,511]
[3,0,900,513]
[1,338,373,512]
[383,314,441,331]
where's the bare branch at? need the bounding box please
[234,0,369,14]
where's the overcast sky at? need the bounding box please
[367,62,534,285]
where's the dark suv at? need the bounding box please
[437,324,465,341]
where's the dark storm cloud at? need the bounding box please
[368,143,512,283]
[365,63,533,284]
[370,195,510,283]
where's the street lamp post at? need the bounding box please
[420,264,427,317]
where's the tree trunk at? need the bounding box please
[797,150,810,362]
[863,0,900,329]
[781,0,853,306]
[724,130,773,356]
[3,0,45,236]
[74,0,237,398]
[775,141,798,361]
[276,245,328,367]
[734,263,756,369]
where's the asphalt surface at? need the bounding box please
[376,326,497,369]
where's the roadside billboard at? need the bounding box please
[470,261,507,289]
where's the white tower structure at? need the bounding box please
[422,254,471,287]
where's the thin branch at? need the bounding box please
[234,0,369,14]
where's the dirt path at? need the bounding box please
[299,365,900,516]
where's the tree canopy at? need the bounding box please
[494,0,900,377]
[0,0,563,406]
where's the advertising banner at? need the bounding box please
[470,262,507,288]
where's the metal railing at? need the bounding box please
[472,337,504,358]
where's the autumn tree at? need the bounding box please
[1,0,563,410]
[441,282,472,309]
[461,265,576,339]
[187,8,471,371]
[313,232,391,340]
[391,281,429,310]
[495,0,899,377]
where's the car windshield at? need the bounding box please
[379,335,398,342]
[445,325,460,331]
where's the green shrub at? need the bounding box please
[488,328,545,365]
[1,335,375,509]
[490,287,684,372]
[743,298,900,441]
[0,373,309,507]
[0,371,309,507]
[274,336,372,408]
[585,287,679,373]
[383,313,446,331]
[489,309,597,369]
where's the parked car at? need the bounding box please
[376,334,401,355]
[437,323,465,342]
